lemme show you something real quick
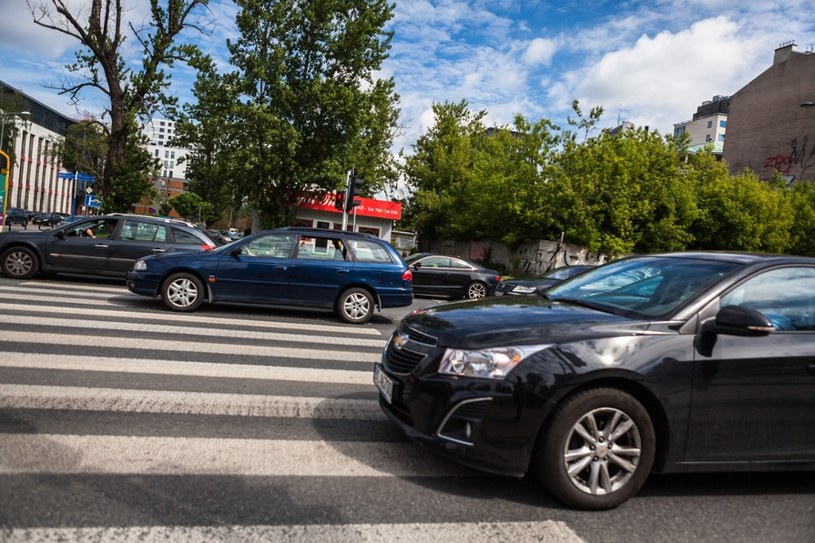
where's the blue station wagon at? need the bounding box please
[126,227,414,324]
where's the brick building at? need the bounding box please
[722,43,815,182]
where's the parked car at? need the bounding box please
[496,265,594,296]
[127,227,414,324]
[374,252,815,510]
[32,212,70,228]
[4,207,29,228]
[404,252,501,299]
[0,213,219,279]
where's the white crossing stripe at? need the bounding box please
[0,297,384,335]
[0,521,585,543]
[0,354,373,384]
[3,331,381,362]
[4,315,386,347]
[0,434,477,477]
[0,384,381,419]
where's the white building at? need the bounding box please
[673,95,728,155]
[1,80,76,217]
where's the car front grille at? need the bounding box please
[403,324,438,346]
[384,345,426,374]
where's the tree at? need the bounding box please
[173,55,241,224]
[223,0,399,228]
[169,191,213,224]
[27,0,209,209]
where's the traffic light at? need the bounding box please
[344,174,364,213]
[334,191,344,210]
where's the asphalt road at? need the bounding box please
[0,274,813,543]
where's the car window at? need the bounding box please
[172,227,205,245]
[243,233,295,258]
[720,267,815,331]
[419,256,451,268]
[346,239,394,263]
[121,220,168,242]
[296,236,348,261]
[449,258,472,269]
[64,218,117,238]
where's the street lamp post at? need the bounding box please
[0,110,31,151]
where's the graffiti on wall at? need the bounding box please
[765,135,814,181]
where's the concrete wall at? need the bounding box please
[423,238,606,276]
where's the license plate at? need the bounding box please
[373,365,393,404]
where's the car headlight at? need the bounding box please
[438,344,553,380]
[132,259,148,271]
[511,285,537,293]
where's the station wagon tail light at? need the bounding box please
[495,275,502,282]
[402,269,413,281]
[202,244,216,251]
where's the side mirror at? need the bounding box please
[703,305,774,337]
[230,246,243,258]
[55,230,66,240]
[412,263,421,270]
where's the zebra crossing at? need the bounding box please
[0,278,585,542]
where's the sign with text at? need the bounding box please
[298,193,402,220]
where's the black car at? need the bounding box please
[32,211,70,228]
[0,213,219,279]
[374,252,815,510]
[496,265,594,296]
[405,252,501,299]
[4,207,29,228]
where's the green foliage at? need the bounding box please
[405,99,815,258]
[208,0,400,227]
[169,192,214,224]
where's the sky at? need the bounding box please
[1,0,814,155]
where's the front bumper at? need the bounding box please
[126,271,162,297]
[374,359,549,478]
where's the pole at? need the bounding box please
[71,171,79,220]
[341,169,352,231]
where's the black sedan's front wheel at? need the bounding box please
[534,387,655,510]
[161,272,205,312]
[1,247,40,279]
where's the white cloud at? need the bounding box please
[523,38,557,66]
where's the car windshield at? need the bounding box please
[546,256,741,318]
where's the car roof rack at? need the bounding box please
[107,213,196,227]
[274,226,377,238]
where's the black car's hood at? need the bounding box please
[404,296,653,348]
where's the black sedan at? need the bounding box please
[405,252,501,299]
[496,265,594,296]
[0,213,219,279]
[32,212,70,228]
[374,252,815,510]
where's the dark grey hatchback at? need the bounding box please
[375,252,815,509]
[0,213,218,279]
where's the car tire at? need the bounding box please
[465,281,488,299]
[336,287,374,324]
[161,272,205,312]
[1,246,40,279]
[534,387,655,510]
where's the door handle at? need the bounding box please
[337,270,350,274]
[274,266,288,271]
[94,244,109,248]
[152,248,167,253]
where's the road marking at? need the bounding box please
[0,384,381,419]
[0,297,384,336]
[0,522,585,543]
[2,331,381,362]
[0,434,479,477]
[3,315,386,347]
[0,354,373,384]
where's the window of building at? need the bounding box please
[316,221,330,229]
[160,121,165,126]
[705,134,712,142]
[170,151,175,159]
[719,119,727,128]
[154,149,159,157]
[165,150,169,158]
[718,134,725,142]
[674,126,685,137]
[706,120,713,129]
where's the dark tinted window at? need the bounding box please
[172,228,204,244]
